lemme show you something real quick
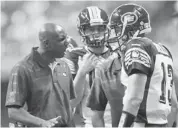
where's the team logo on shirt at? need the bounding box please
[124,47,151,69]
[7,91,16,104]
[62,72,67,76]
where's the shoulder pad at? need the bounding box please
[128,37,152,47]
[162,45,173,59]
[153,43,173,59]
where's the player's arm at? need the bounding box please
[119,40,152,127]
[87,67,108,127]
[70,70,87,108]
[92,110,105,127]
[70,53,98,108]
[119,73,147,127]
[171,84,178,127]
[63,47,87,108]
[173,72,178,127]
[5,65,55,127]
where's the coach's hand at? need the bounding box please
[40,116,66,128]
[40,120,56,128]
[78,53,99,75]
[50,116,67,127]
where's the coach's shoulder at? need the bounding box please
[10,60,28,76]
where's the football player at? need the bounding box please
[63,6,124,127]
[108,3,178,127]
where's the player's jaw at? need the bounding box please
[87,45,106,55]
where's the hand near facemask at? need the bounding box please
[78,53,99,75]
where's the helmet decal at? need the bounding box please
[87,6,101,19]
[121,12,138,25]
[87,6,104,25]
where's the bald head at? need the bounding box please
[37,23,68,58]
[39,23,67,42]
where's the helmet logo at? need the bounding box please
[121,12,138,25]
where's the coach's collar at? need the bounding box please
[32,47,55,68]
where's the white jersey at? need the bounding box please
[122,37,174,124]
[145,43,173,124]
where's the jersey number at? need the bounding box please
[159,62,173,106]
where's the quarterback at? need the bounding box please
[108,3,178,127]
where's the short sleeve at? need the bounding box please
[86,68,107,111]
[124,39,152,76]
[5,64,29,107]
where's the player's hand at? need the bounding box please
[78,53,99,75]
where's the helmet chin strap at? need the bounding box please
[108,17,141,53]
[133,30,140,38]
[106,16,128,45]
[115,17,128,51]
[121,16,128,37]
[117,29,140,52]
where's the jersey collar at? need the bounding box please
[31,47,53,68]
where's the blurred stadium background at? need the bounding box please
[1,1,178,126]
